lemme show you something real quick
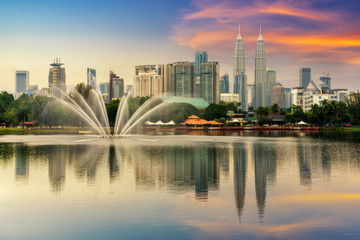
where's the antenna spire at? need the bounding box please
[238,23,240,33]
[260,24,262,34]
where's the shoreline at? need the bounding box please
[1,126,359,135]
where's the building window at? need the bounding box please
[319,96,322,99]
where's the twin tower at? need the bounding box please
[233,26,269,111]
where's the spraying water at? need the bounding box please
[52,86,166,138]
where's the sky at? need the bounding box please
[0,0,359,93]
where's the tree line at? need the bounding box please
[0,83,359,128]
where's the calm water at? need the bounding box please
[0,132,360,240]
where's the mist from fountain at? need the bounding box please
[53,86,166,138]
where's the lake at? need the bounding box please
[0,132,359,239]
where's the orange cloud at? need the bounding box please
[184,218,339,238]
[184,0,339,23]
[274,193,360,204]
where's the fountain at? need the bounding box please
[53,87,167,139]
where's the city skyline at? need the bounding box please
[0,0,359,93]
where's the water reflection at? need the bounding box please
[233,143,247,222]
[15,144,29,182]
[0,134,360,237]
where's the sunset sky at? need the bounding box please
[0,0,359,92]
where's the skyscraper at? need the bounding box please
[219,74,229,94]
[248,83,256,109]
[254,28,267,108]
[235,73,248,111]
[200,62,220,103]
[109,71,124,100]
[100,82,110,95]
[271,82,285,108]
[266,67,276,106]
[15,71,29,93]
[195,51,208,97]
[320,76,331,88]
[233,25,246,94]
[100,82,110,103]
[284,88,292,107]
[49,58,66,98]
[174,62,196,98]
[299,68,311,88]
[134,65,164,97]
[87,68,96,89]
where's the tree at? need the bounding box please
[153,102,200,123]
[345,91,360,123]
[270,103,279,114]
[256,106,270,121]
[219,101,241,113]
[307,104,322,125]
[31,96,53,127]
[202,104,228,121]
[285,105,305,123]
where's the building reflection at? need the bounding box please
[253,143,277,220]
[195,146,219,201]
[15,144,29,182]
[233,143,247,222]
[109,145,119,181]
[48,146,67,194]
[297,144,312,187]
[131,144,220,201]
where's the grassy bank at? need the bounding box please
[0,127,96,135]
[320,127,360,132]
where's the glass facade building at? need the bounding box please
[299,68,311,88]
[174,62,195,98]
[87,68,96,89]
[200,62,219,104]
[16,71,29,93]
[219,74,229,93]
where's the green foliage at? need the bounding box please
[284,105,305,123]
[70,82,92,100]
[219,101,241,113]
[202,103,228,121]
[270,103,279,114]
[150,102,200,123]
[346,91,360,123]
[256,106,270,121]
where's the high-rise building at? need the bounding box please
[195,51,208,97]
[109,71,124,100]
[163,64,175,96]
[271,82,285,108]
[266,67,276,106]
[100,82,110,103]
[248,83,256,109]
[87,68,96,89]
[235,72,248,111]
[100,82,110,95]
[15,71,29,93]
[200,62,219,103]
[299,68,311,88]
[233,25,246,94]
[284,88,292,107]
[134,65,164,97]
[48,58,66,98]
[320,76,331,88]
[174,62,196,98]
[220,74,230,94]
[254,29,267,108]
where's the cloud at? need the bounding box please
[171,0,360,90]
